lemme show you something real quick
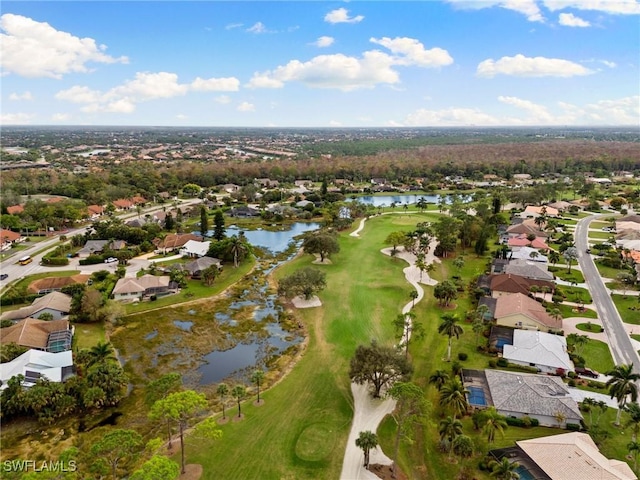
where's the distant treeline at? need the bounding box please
[1,139,639,205]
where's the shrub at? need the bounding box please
[566,423,581,431]
[488,360,497,368]
[497,357,509,367]
[458,352,468,361]
[568,379,576,387]
[150,295,157,301]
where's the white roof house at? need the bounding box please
[179,239,211,258]
[0,349,74,390]
[509,246,548,263]
[503,330,573,374]
[517,432,637,480]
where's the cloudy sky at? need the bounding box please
[1,1,638,127]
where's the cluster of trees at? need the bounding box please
[0,342,127,424]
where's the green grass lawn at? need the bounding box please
[548,266,585,283]
[556,303,598,319]
[588,231,615,240]
[73,322,106,350]
[576,322,604,333]
[581,338,615,373]
[595,261,626,280]
[558,285,592,304]
[188,212,441,479]
[611,294,640,324]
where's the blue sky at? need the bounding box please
[1,1,638,127]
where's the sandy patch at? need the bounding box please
[292,295,322,308]
[179,464,203,480]
[312,255,333,265]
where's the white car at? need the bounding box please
[104,257,118,264]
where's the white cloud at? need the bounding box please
[8,91,33,101]
[445,1,544,22]
[324,8,364,24]
[191,76,240,91]
[601,60,617,68]
[247,36,452,91]
[329,120,342,126]
[558,12,591,27]
[544,0,640,15]
[0,13,128,79]
[225,23,243,30]
[214,95,232,104]
[583,96,640,124]
[498,95,554,122]
[477,54,594,77]
[247,51,399,91]
[55,71,239,114]
[370,37,454,67]
[403,107,502,126]
[247,22,268,34]
[0,112,34,124]
[237,101,255,112]
[312,36,335,48]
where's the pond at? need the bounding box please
[346,194,472,207]
[224,222,322,253]
[116,257,304,388]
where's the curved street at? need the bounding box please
[575,214,640,371]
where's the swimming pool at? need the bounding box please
[467,385,487,406]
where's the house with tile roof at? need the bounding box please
[0,228,25,251]
[179,240,211,258]
[6,205,24,215]
[513,432,636,480]
[494,292,562,332]
[490,273,555,298]
[504,259,554,281]
[153,233,203,254]
[509,246,548,263]
[502,330,573,374]
[507,234,550,250]
[0,318,73,352]
[27,274,91,295]
[0,292,72,322]
[484,369,582,427]
[520,205,560,218]
[112,275,176,301]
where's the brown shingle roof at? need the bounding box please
[0,318,70,350]
[153,233,203,249]
[494,293,561,330]
[27,274,90,294]
[490,274,554,296]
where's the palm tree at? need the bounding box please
[88,341,117,366]
[438,415,463,455]
[428,370,449,391]
[548,250,560,267]
[251,369,265,404]
[216,383,229,420]
[482,407,508,444]
[229,234,248,268]
[489,457,520,480]
[606,363,640,425]
[355,430,378,469]
[625,402,640,441]
[628,440,640,472]
[231,385,247,418]
[438,313,463,362]
[409,289,419,308]
[439,376,469,418]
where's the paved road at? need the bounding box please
[575,214,640,371]
[0,199,202,288]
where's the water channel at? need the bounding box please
[118,222,320,387]
[346,193,472,207]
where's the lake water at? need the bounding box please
[346,194,471,207]
[223,222,322,252]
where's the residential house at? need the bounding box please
[220,183,241,194]
[494,292,562,332]
[0,229,25,251]
[86,204,105,219]
[507,234,549,250]
[78,240,110,258]
[502,330,573,374]
[254,178,279,189]
[504,222,548,239]
[180,240,211,258]
[184,257,222,278]
[547,200,573,213]
[490,273,554,298]
[27,274,91,295]
[228,206,260,218]
[112,198,134,210]
[509,246,548,263]
[463,369,582,428]
[520,205,560,218]
[153,233,203,254]
[0,292,72,322]
[495,432,638,480]
[0,349,74,390]
[0,318,73,353]
[6,205,24,215]
[112,275,175,301]
[504,259,554,282]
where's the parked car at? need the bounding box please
[575,367,599,379]
[0,273,8,281]
[104,257,118,264]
